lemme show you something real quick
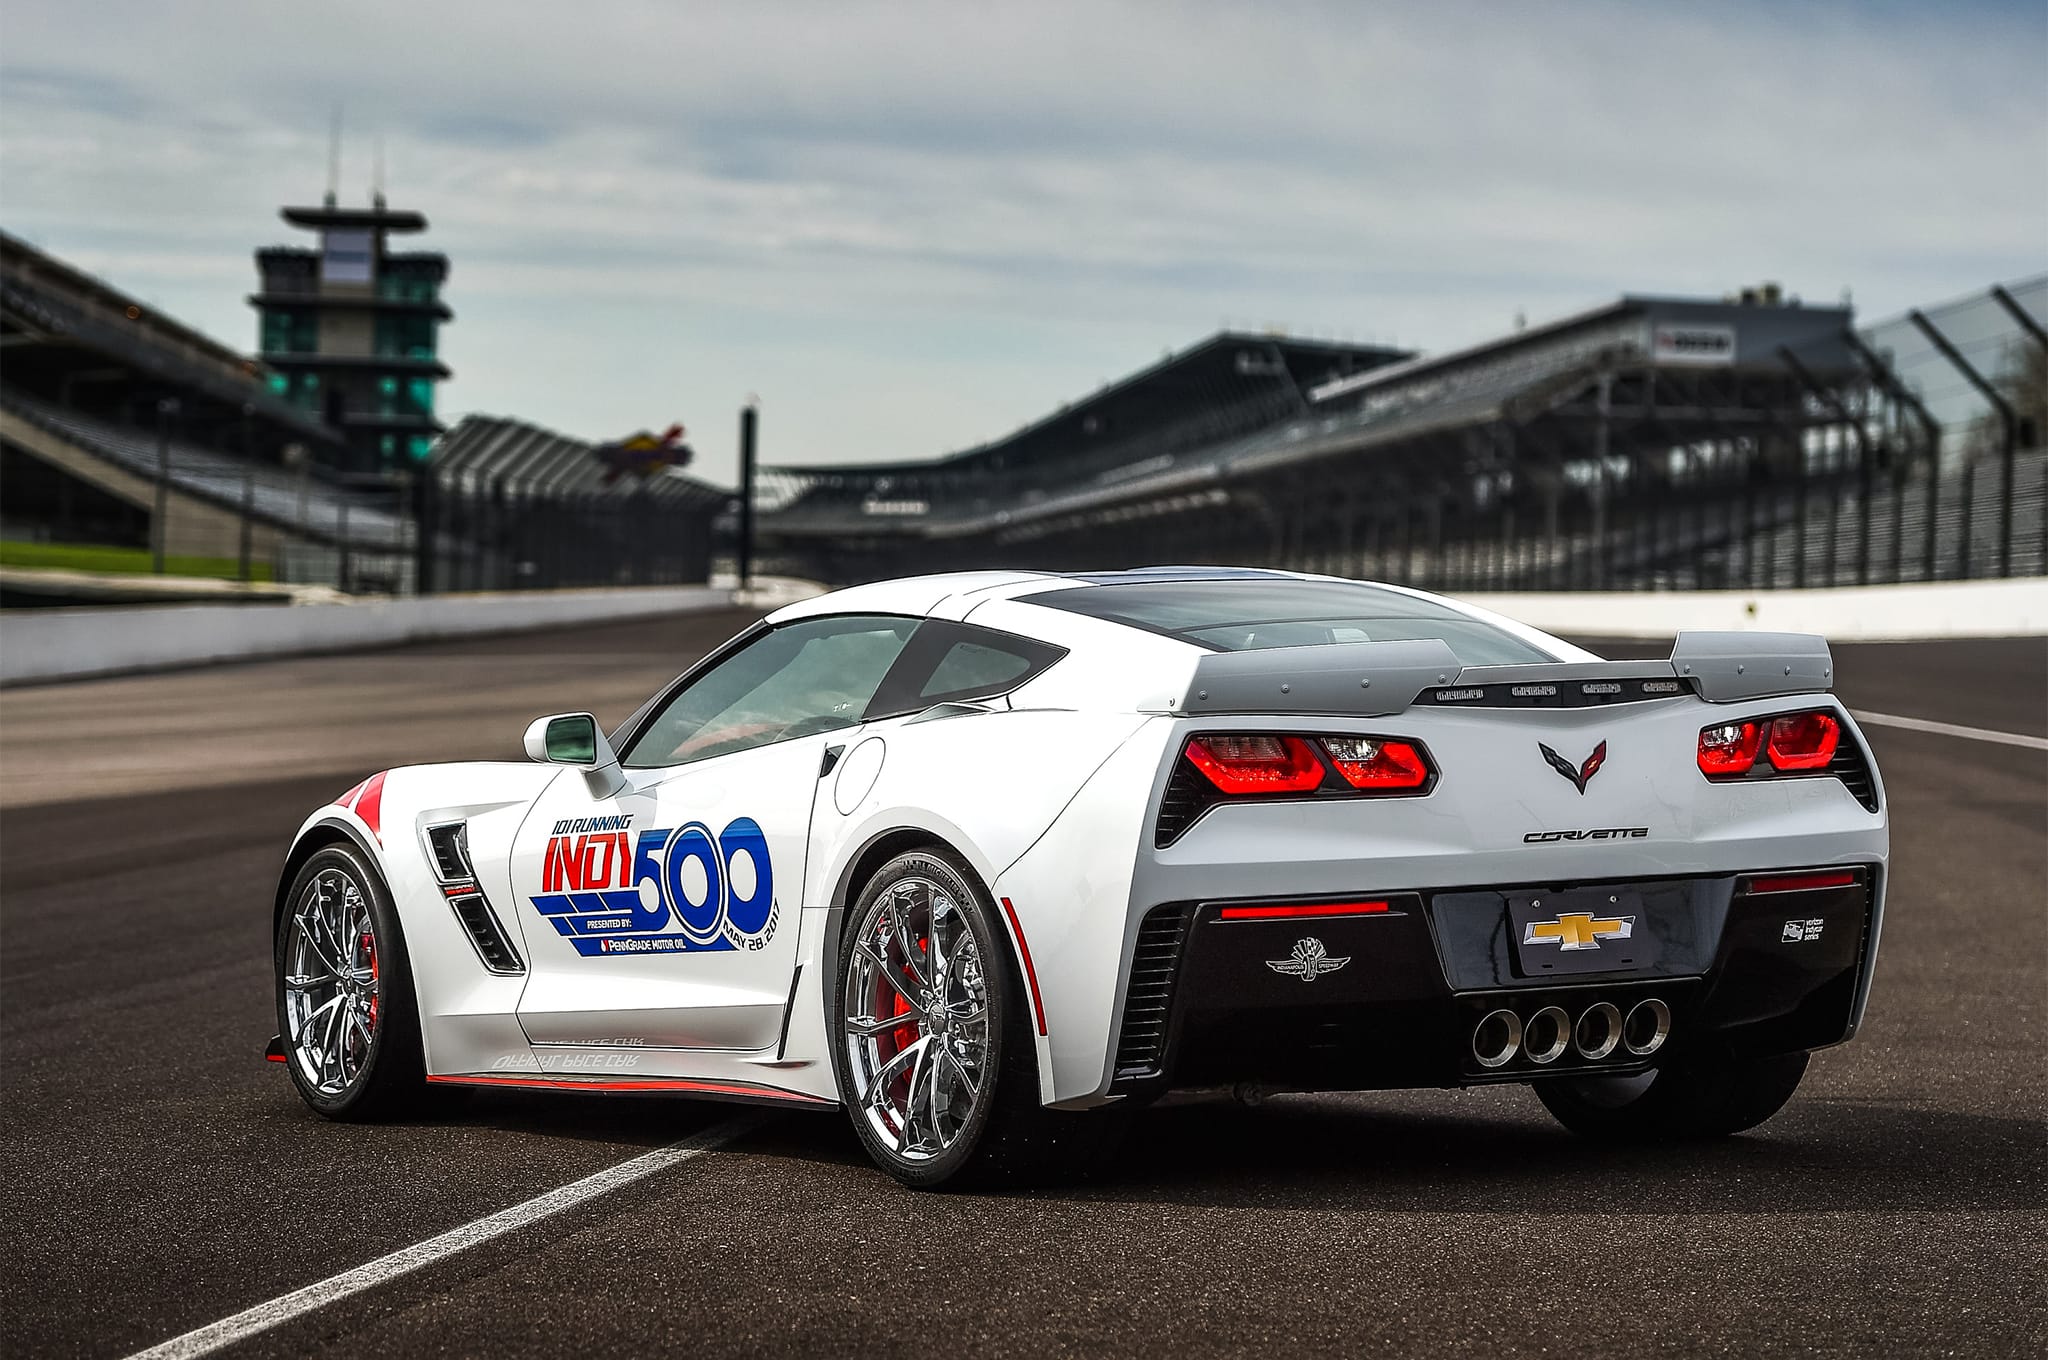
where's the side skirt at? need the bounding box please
[423,1072,838,1109]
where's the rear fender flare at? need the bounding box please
[810,814,1050,1098]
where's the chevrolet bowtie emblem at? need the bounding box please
[1523,911,1634,951]
[1266,936,1351,982]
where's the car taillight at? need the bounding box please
[1684,707,1875,812]
[1699,709,1848,782]
[1184,734,1324,794]
[1766,711,1840,771]
[1697,721,1764,775]
[1321,736,1431,790]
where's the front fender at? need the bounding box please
[274,762,561,1077]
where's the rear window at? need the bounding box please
[1020,579,1555,666]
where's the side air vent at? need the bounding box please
[449,890,525,975]
[1113,904,1192,1083]
[425,821,524,974]
[425,822,474,882]
[1830,729,1880,813]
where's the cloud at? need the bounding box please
[2,0,2042,481]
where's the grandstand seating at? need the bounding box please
[1,385,406,549]
[759,282,2047,591]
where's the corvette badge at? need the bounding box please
[1266,936,1351,982]
[1539,740,1607,794]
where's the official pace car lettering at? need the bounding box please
[529,815,777,956]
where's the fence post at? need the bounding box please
[413,469,437,596]
[337,500,352,593]
[1544,477,1561,590]
[240,464,255,584]
[151,397,178,573]
[238,403,255,584]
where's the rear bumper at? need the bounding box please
[1108,866,1878,1099]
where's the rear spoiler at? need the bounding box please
[1175,631,1833,717]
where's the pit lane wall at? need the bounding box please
[1454,578,2048,641]
[0,578,822,687]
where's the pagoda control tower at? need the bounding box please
[250,193,452,476]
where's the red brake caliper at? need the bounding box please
[872,934,924,1124]
[360,931,379,1031]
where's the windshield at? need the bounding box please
[1020,579,1556,666]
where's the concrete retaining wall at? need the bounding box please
[1456,578,2048,640]
[4,574,2036,688]
[2,584,736,686]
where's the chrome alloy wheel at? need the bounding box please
[842,875,991,1163]
[283,864,381,1097]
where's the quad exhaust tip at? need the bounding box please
[1523,1006,1572,1065]
[1472,1008,1522,1068]
[1573,1001,1623,1060]
[1624,998,1672,1056]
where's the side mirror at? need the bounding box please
[523,713,626,799]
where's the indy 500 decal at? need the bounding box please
[530,815,777,956]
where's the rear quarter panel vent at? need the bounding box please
[1113,903,1193,1082]
[1830,728,1881,813]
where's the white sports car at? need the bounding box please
[269,569,1889,1188]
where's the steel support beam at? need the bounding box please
[1990,285,2047,354]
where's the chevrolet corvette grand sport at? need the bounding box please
[268,569,1889,1188]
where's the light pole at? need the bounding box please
[737,402,758,589]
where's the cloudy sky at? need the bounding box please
[3,0,2043,483]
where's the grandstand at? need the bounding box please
[1,228,410,585]
[758,332,1408,580]
[757,280,2048,590]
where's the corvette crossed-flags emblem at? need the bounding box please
[1539,740,1608,794]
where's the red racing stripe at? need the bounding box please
[354,771,387,844]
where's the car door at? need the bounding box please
[508,615,917,1053]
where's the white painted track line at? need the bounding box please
[1854,710,2048,752]
[123,1116,759,1360]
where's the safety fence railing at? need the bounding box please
[1264,445,2047,595]
[410,472,723,594]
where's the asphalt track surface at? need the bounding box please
[1,613,2041,1358]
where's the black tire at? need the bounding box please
[829,845,1126,1190]
[1534,1051,1810,1141]
[274,843,427,1121]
